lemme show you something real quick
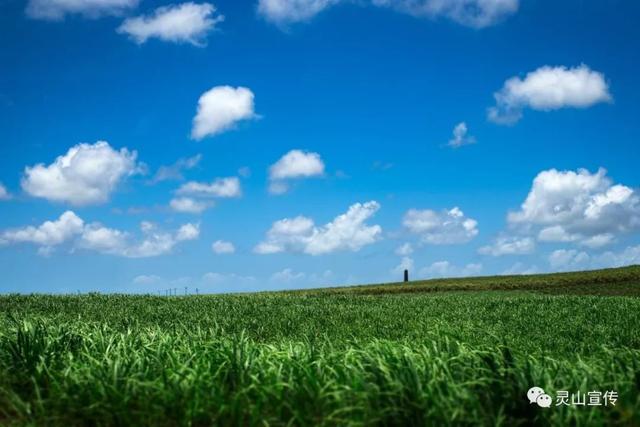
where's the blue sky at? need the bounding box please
[1,0,639,293]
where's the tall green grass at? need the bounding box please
[1,319,639,426]
[1,267,639,425]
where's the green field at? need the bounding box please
[1,266,640,426]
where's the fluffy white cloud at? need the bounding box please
[80,223,128,253]
[117,2,223,46]
[447,122,476,148]
[80,221,199,258]
[478,235,535,256]
[596,245,640,269]
[392,256,414,276]
[488,65,612,124]
[170,197,212,213]
[546,245,640,272]
[176,223,200,241]
[0,211,198,258]
[395,242,413,256]
[0,211,84,251]
[420,261,482,278]
[0,183,10,200]
[268,149,325,194]
[150,154,201,184]
[21,141,142,206]
[254,216,314,254]
[403,207,478,244]
[255,201,382,255]
[269,150,325,180]
[537,225,577,243]
[26,0,138,20]
[373,0,518,28]
[212,239,235,254]
[509,168,640,247]
[191,86,257,140]
[177,177,241,198]
[258,0,517,28]
[548,249,590,271]
[579,233,615,249]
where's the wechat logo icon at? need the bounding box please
[528,387,552,408]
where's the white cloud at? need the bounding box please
[21,141,142,206]
[176,223,200,241]
[79,221,199,258]
[257,0,338,24]
[537,225,578,243]
[191,86,257,139]
[150,154,201,184]
[255,201,382,255]
[0,183,10,200]
[447,122,476,148]
[258,0,518,28]
[170,197,212,213]
[177,177,241,198]
[373,0,518,28]
[79,223,128,253]
[548,249,590,271]
[392,256,414,276]
[545,245,640,272]
[509,168,639,247]
[0,211,84,251]
[579,233,615,249]
[502,262,539,275]
[395,242,413,256]
[268,149,325,194]
[254,216,314,254]
[26,0,138,20]
[270,268,306,283]
[488,65,612,124]
[117,2,223,46]
[596,245,640,269]
[212,239,235,254]
[419,261,482,278]
[0,211,198,258]
[269,150,325,180]
[478,235,535,256]
[403,207,478,244]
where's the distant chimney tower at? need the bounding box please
[404,269,409,283]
